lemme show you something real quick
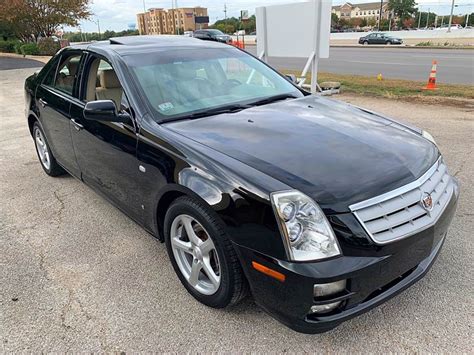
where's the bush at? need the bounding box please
[14,42,22,54]
[20,43,39,55]
[0,40,20,53]
[38,37,61,55]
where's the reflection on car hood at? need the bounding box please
[165,96,438,213]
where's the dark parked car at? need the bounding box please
[25,36,459,334]
[359,32,403,45]
[193,29,231,43]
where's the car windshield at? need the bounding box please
[123,47,303,122]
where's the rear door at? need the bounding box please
[35,51,84,177]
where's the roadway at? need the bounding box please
[0,56,44,70]
[246,46,474,85]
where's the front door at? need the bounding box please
[69,55,142,222]
[36,52,83,177]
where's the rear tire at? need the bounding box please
[386,41,392,45]
[164,196,247,308]
[33,122,66,177]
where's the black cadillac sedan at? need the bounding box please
[25,36,458,334]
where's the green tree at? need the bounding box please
[331,13,339,28]
[0,0,91,42]
[210,15,256,34]
[388,0,416,22]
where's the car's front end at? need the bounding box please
[164,93,459,333]
[389,37,403,45]
[234,157,458,333]
[215,34,232,44]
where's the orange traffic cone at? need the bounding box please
[423,60,438,90]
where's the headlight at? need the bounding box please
[271,190,341,261]
[422,130,437,147]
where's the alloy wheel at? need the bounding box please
[34,127,51,170]
[170,214,221,295]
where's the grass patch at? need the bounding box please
[283,70,474,101]
[415,41,473,49]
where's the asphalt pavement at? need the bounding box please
[1,68,473,352]
[246,46,474,85]
[0,56,45,70]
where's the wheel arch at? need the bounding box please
[27,112,39,136]
[153,183,230,242]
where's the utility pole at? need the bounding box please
[426,8,430,28]
[466,13,470,28]
[175,0,180,35]
[447,0,455,32]
[223,3,228,33]
[418,6,422,29]
[142,0,147,35]
[377,0,383,31]
[97,19,101,40]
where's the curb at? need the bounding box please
[0,52,51,63]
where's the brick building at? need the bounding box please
[332,2,390,20]
[137,7,208,35]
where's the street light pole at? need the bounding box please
[447,0,455,32]
[142,0,147,35]
[377,0,383,31]
[418,6,422,29]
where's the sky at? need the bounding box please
[74,0,474,32]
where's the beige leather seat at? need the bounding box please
[96,70,123,108]
[56,60,79,92]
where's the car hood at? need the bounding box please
[165,96,438,213]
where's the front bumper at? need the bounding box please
[234,191,458,334]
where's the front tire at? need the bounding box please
[33,122,65,177]
[164,196,247,308]
[386,41,392,45]
[363,41,369,45]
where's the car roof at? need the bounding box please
[67,35,230,56]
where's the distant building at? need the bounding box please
[332,2,390,20]
[137,7,208,35]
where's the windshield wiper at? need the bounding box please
[178,104,253,121]
[249,93,299,107]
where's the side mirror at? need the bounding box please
[83,100,130,123]
[285,74,298,84]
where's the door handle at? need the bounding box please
[71,118,84,131]
[38,98,48,108]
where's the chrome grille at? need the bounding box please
[350,158,454,244]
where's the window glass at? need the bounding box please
[42,57,60,86]
[84,57,125,111]
[53,54,82,95]
[125,48,301,121]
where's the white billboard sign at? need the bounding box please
[256,0,332,93]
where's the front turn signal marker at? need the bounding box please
[252,261,286,282]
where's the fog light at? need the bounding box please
[310,302,341,314]
[313,280,346,297]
